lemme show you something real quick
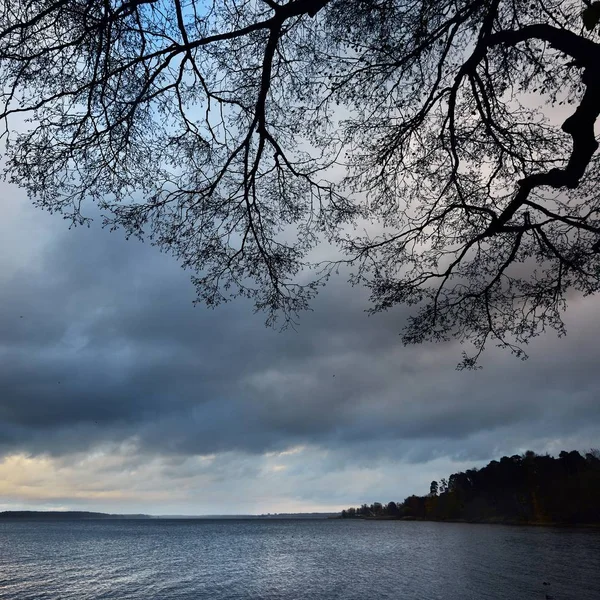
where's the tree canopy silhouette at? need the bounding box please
[341,449,600,525]
[2,0,600,365]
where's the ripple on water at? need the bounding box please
[0,519,598,600]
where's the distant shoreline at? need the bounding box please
[0,510,336,520]
[0,511,152,520]
[3,511,598,527]
[339,515,600,528]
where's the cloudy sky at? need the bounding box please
[1,174,599,515]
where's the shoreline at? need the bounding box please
[338,516,600,528]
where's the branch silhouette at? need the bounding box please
[1,0,600,365]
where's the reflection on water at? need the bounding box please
[0,519,598,599]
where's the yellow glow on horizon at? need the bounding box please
[0,452,173,503]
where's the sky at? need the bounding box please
[1,176,600,515]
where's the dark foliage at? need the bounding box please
[341,449,600,524]
[2,1,600,364]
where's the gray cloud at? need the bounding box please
[1,185,600,512]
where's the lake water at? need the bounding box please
[0,519,598,599]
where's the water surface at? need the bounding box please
[0,519,598,599]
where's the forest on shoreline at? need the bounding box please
[341,450,600,525]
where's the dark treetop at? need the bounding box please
[342,449,600,525]
[2,1,600,365]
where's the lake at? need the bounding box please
[0,519,598,599]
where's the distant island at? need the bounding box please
[0,511,152,520]
[340,449,600,526]
[0,511,337,520]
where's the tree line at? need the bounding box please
[341,450,600,525]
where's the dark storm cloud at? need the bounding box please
[1,192,600,468]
